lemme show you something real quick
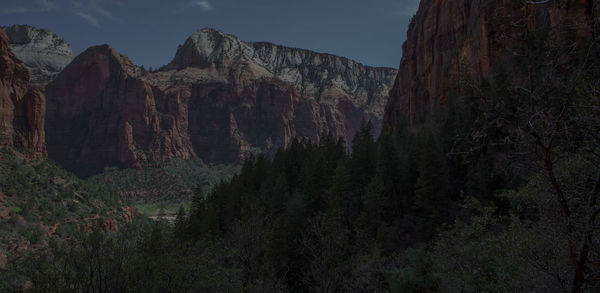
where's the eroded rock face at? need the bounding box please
[383,0,598,129]
[1,25,74,88]
[0,28,46,159]
[165,29,395,117]
[156,28,397,162]
[45,45,194,175]
[46,29,396,174]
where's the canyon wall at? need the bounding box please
[0,28,46,159]
[383,0,598,128]
[45,29,397,175]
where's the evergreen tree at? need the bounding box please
[187,185,209,238]
[349,120,377,220]
[413,129,451,239]
[266,173,289,216]
[359,174,387,238]
[284,139,305,191]
[350,121,377,187]
[191,186,204,216]
[173,205,187,240]
[323,156,352,228]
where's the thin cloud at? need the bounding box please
[35,0,56,11]
[0,8,30,15]
[71,0,121,27]
[96,7,118,22]
[189,1,213,11]
[76,12,101,28]
[0,0,55,15]
[87,0,119,21]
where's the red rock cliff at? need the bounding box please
[45,29,396,174]
[0,28,46,159]
[153,28,396,164]
[384,0,598,129]
[45,45,194,175]
[152,29,396,162]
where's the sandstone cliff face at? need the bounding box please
[384,0,598,129]
[164,29,396,119]
[0,28,46,159]
[46,29,396,173]
[45,45,194,175]
[155,28,397,163]
[2,25,74,88]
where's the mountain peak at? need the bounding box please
[70,44,140,78]
[42,26,396,174]
[193,27,227,36]
[2,24,63,45]
[80,44,121,60]
[164,28,250,70]
[164,28,397,98]
[190,28,243,43]
[1,24,74,87]
[166,28,398,74]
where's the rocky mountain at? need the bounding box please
[0,28,46,159]
[383,0,598,129]
[45,28,397,175]
[1,25,74,87]
[45,45,193,174]
[163,28,395,120]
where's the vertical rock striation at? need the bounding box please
[45,45,194,175]
[383,0,598,129]
[45,28,397,174]
[0,28,46,159]
[157,28,397,163]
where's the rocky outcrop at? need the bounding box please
[0,28,46,159]
[46,29,396,174]
[45,45,194,175]
[1,25,74,88]
[383,0,598,129]
[154,28,396,162]
[164,29,395,119]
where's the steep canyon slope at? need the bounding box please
[383,0,598,128]
[45,28,397,175]
[0,28,46,159]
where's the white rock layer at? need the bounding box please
[2,25,75,87]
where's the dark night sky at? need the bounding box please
[0,0,419,69]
